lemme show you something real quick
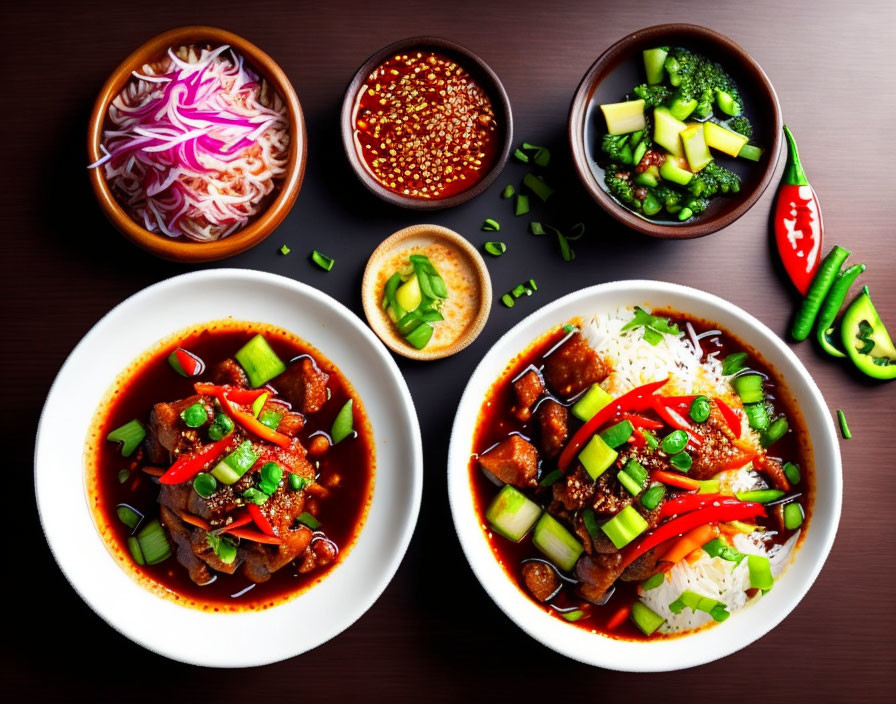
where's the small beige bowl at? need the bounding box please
[361,225,492,360]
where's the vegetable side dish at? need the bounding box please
[88,321,374,610]
[90,45,290,241]
[599,47,763,222]
[382,253,449,350]
[352,50,498,200]
[470,309,811,639]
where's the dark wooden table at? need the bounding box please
[4,0,895,700]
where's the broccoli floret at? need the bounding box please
[664,48,742,118]
[687,162,741,198]
[632,83,673,108]
[605,172,635,204]
[601,134,632,165]
[650,184,682,209]
[726,115,753,139]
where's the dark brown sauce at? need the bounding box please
[87,320,375,612]
[469,314,813,640]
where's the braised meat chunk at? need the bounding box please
[537,400,568,459]
[512,369,544,421]
[690,406,762,480]
[210,358,249,387]
[522,561,560,602]
[479,435,539,488]
[276,357,330,414]
[148,394,211,461]
[543,333,609,398]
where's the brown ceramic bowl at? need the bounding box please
[569,24,782,239]
[87,26,306,262]
[340,37,513,210]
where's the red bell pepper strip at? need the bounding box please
[159,437,233,485]
[651,398,703,446]
[621,412,664,430]
[194,383,266,405]
[248,503,278,537]
[629,429,646,448]
[713,398,742,439]
[774,126,823,295]
[651,470,701,491]
[606,604,632,631]
[200,386,292,449]
[621,501,766,569]
[223,512,253,531]
[659,493,741,519]
[224,527,283,545]
[558,379,669,471]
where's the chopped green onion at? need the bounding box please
[661,429,688,455]
[528,279,537,291]
[251,392,269,417]
[784,502,804,530]
[668,589,730,622]
[501,185,515,199]
[562,324,577,333]
[127,536,145,566]
[206,533,238,564]
[722,352,748,375]
[297,512,321,530]
[623,460,648,485]
[523,172,554,202]
[331,399,354,444]
[600,420,634,448]
[643,573,665,591]
[486,485,542,542]
[235,334,286,388]
[601,505,648,549]
[279,244,291,255]
[136,519,172,565]
[258,409,282,430]
[513,148,529,163]
[557,233,575,262]
[617,470,643,496]
[743,402,770,431]
[703,537,745,563]
[116,504,143,531]
[515,194,530,216]
[193,472,218,498]
[180,402,208,428]
[482,218,501,231]
[118,469,130,484]
[532,513,583,571]
[761,416,789,447]
[783,461,801,485]
[211,440,259,485]
[697,479,721,494]
[242,487,269,505]
[582,507,601,540]
[512,284,528,298]
[736,489,785,503]
[484,241,507,256]
[640,485,665,510]
[579,434,618,480]
[747,554,774,590]
[208,411,235,441]
[405,322,434,349]
[733,374,764,404]
[106,420,146,457]
[311,250,335,271]
[571,383,613,422]
[689,396,711,423]
[631,601,666,635]
[837,409,851,439]
[530,221,546,236]
[501,293,515,308]
[621,307,680,346]
[539,469,563,487]
[643,430,659,450]
[289,474,310,491]
[670,451,692,472]
[561,609,585,622]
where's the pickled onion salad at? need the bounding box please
[89,45,290,241]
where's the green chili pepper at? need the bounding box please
[837,409,851,439]
[840,286,896,380]
[815,263,866,358]
[791,245,851,340]
[689,396,711,423]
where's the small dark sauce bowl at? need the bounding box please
[340,36,513,210]
[568,24,782,239]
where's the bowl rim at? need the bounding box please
[87,26,307,262]
[360,223,493,360]
[447,280,842,671]
[340,35,513,211]
[34,268,423,666]
[568,23,783,239]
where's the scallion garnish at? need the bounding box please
[722,352,748,376]
[258,462,283,495]
[530,221,546,236]
[331,399,354,444]
[106,419,146,457]
[561,609,585,622]
[528,279,537,291]
[297,512,321,529]
[311,249,335,271]
[243,487,269,505]
[501,294,515,308]
[783,502,804,530]
[643,573,665,590]
[562,323,577,333]
[539,469,563,487]
[515,194,530,216]
[127,536,145,566]
[501,185,515,199]
[116,504,143,531]
[484,241,507,256]
[512,284,528,298]
[783,461,801,485]
[118,469,130,484]
[622,307,681,346]
[582,507,601,540]
[837,409,851,439]
[523,172,554,202]
[279,244,291,255]
[512,148,529,163]
[136,519,172,565]
[482,218,500,232]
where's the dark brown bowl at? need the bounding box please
[340,36,513,210]
[88,26,306,262]
[568,24,782,239]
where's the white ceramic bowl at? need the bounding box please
[447,280,841,671]
[35,269,422,667]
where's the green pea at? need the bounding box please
[661,429,688,455]
[670,452,693,472]
[689,396,711,423]
[180,403,208,428]
[193,472,218,498]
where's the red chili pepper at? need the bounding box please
[651,398,703,447]
[621,501,766,569]
[651,470,700,491]
[197,385,292,449]
[774,126,823,295]
[169,347,205,377]
[194,383,266,405]
[621,412,663,430]
[248,503,277,537]
[606,604,632,631]
[629,429,646,448]
[225,527,283,545]
[713,398,742,439]
[558,379,669,471]
[159,437,233,484]
[658,493,741,519]
[223,512,254,531]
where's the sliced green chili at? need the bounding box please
[513,148,529,163]
[661,430,688,455]
[539,469,563,487]
[297,512,321,529]
[311,250,335,271]
[515,194,530,216]
[482,218,501,232]
[837,409,851,439]
[279,244,291,255]
[484,241,507,256]
[722,352,748,376]
[523,172,554,202]
[791,245,851,340]
[331,399,354,443]
[689,396,711,423]
[501,185,515,199]
[501,293,515,308]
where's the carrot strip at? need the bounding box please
[194,382,266,405]
[225,527,282,545]
[606,604,632,630]
[657,524,718,566]
[177,510,211,531]
[141,466,165,477]
[203,387,291,449]
[651,470,701,491]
